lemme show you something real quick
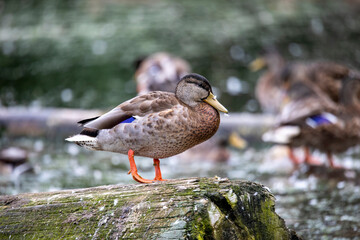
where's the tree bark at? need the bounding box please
[0,177,300,239]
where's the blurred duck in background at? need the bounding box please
[263,76,360,168]
[251,50,351,114]
[135,52,247,163]
[250,49,286,114]
[255,51,360,168]
[134,52,191,95]
[0,147,32,176]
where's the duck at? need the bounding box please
[66,74,228,183]
[0,146,32,176]
[252,51,358,165]
[263,76,360,168]
[134,52,191,95]
[250,50,286,114]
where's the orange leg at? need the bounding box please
[326,151,342,168]
[153,159,166,181]
[127,149,167,183]
[303,147,322,165]
[288,147,302,165]
[127,149,154,183]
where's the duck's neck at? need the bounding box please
[193,102,220,141]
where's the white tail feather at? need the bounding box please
[262,126,300,144]
[65,135,99,150]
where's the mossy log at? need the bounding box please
[0,177,300,239]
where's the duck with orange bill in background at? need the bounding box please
[66,74,228,183]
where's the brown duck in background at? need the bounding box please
[66,74,228,183]
[251,51,353,113]
[134,52,191,95]
[263,76,360,168]
[250,50,286,114]
[0,147,32,176]
[252,50,360,166]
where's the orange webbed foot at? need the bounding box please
[127,150,167,183]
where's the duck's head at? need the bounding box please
[249,48,285,72]
[176,74,228,113]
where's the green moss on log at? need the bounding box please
[0,178,301,239]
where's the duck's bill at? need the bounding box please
[204,93,228,113]
[249,57,266,71]
[229,132,247,149]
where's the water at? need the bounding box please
[1,138,359,239]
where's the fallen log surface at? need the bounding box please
[0,177,300,239]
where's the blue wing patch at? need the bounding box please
[306,113,338,128]
[120,116,136,124]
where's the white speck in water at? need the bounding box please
[114,199,118,206]
[2,41,15,55]
[337,181,345,189]
[344,170,356,179]
[92,39,107,55]
[93,170,102,180]
[99,206,105,211]
[61,88,73,102]
[311,18,324,35]
[34,140,44,152]
[253,192,258,196]
[288,43,302,57]
[67,144,79,156]
[309,199,318,206]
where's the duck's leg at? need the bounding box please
[326,151,342,168]
[127,149,154,184]
[153,159,167,181]
[288,146,302,165]
[303,147,322,165]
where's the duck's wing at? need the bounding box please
[279,81,338,124]
[80,91,179,130]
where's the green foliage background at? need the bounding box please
[0,0,359,111]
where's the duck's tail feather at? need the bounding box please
[65,134,100,150]
[262,125,300,144]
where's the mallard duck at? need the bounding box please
[134,52,191,95]
[252,51,358,165]
[66,74,228,183]
[263,76,360,168]
[250,50,286,114]
[252,52,352,107]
